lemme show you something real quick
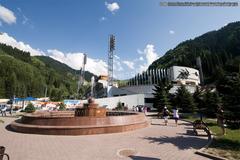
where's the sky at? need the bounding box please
[0,0,240,79]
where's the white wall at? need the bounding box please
[121,85,155,95]
[84,94,145,110]
[169,66,200,85]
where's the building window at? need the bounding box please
[144,98,154,103]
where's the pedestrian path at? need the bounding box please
[0,116,210,160]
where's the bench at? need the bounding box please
[193,120,210,136]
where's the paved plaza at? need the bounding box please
[0,116,210,160]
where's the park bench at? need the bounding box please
[0,146,9,160]
[193,120,211,136]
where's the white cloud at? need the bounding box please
[137,44,159,73]
[22,15,29,25]
[0,32,108,76]
[144,44,158,66]
[0,32,148,79]
[99,16,107,22]
[114,55,120,60]
[48,49,108,76]
[123,60,134,70]
[139,56,144,61]
[113,58,123,72]
[105,2,120,13]
[139,64,147,73]
[0,32,45,56]
[17,7,30,25]
[137,49,143,54]
[0,5,16,24]
[169,30,175,34]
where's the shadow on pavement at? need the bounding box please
[177,130,209,137]
[5,124,15,132]
[143,135,207,150]
[129,155,161,160]
[178,129,195,135]
[150,123,166,126]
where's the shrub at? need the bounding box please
[115,101,124,110]
[174,85,196,113]
[58,103,66,111]
[25,103,36,113]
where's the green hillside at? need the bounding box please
[35,56,95,82]
[0,43,94,100]
[149,21,240,83]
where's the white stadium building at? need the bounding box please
[83,66,201,110]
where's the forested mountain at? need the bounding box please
[149,21,240,83]
[0,43,95,100]
[35,56,95,81]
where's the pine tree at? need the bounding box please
[217,71,240,126]
[152,78,172,113]
[174,85,196,113]
[5,72,17,98]
[202,90,221,117]
[193,86,204,111]
[25,103,36,113]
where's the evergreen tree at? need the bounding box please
[174,85,196,113]
[193,86,203,110]
[0,43,92,99]
[152,78,172,113]
[217,71,240,125]
[58,103,66,111]
[25,103,36,113]
[5,72,17,98]
[116,101,124,110]
[202,90,222,117]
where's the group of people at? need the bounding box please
[162,106,179,126]
[161,105,227,135]
[133,105,148,114]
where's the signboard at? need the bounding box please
[63,100,81,108]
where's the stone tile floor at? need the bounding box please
[0,116,210,160]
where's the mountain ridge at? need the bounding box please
[149,21,240,83]
[0,43,95,99]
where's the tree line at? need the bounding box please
[149,21,240,84]
[0,43,90,101]
[153,61,240,128]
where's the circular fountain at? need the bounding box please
[10,99,149,135]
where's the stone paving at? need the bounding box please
[0,116,211,160]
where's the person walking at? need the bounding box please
[217,105,226,135]
[162,106,170,126]
[0,105,7,116]
[173,107,179,126]
[143,106,147,115]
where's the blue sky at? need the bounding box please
[0,0,240,79]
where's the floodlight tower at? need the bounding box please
[107,35,115,97]
[196,57,204,85]
[108,35,115,86]
[77,53,87,97]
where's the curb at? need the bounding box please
[195,134,227,160]
[181,119,227,160]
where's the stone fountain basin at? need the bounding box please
[10,111,149,135]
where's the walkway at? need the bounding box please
[0,116,210,160]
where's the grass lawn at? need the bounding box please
[183,116,240,160]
